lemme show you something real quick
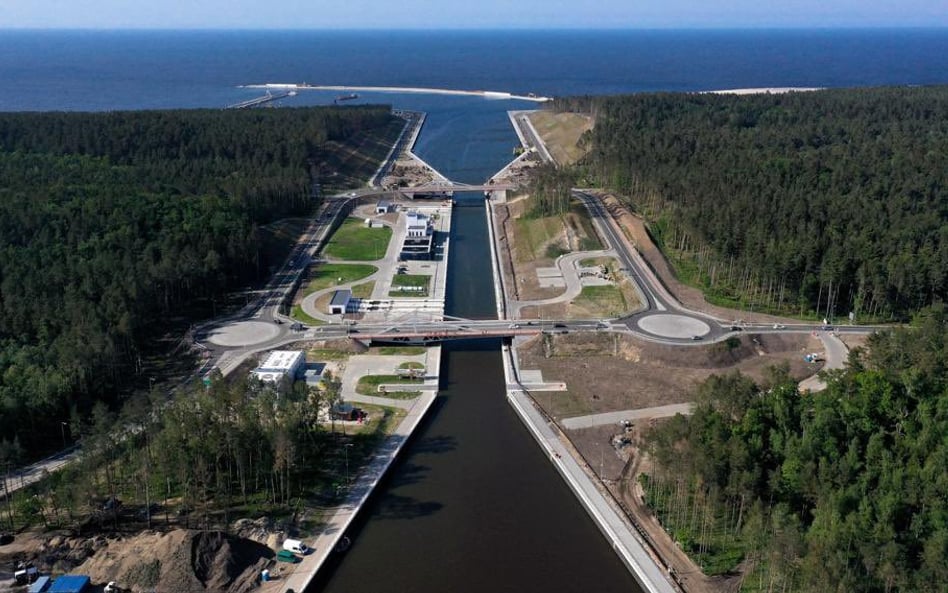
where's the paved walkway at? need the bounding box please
[509,249,618,315]
[561,403,693,430]
[263,345,442,593]
[501,345,677,593]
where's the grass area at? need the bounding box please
[569,198,603,250]
[307,348,351,361]
[398,361,424,370]
[533,389,593,419]
[324,218,392,261]
[351,281,375,298]
[291,304,325,326]
[373,346,426,355]
[355,375,424,398]
[514,215,565,263]
[389,274,430,297]
[301,263,377,296]
[571,285,628,318]
[527,110,594,166]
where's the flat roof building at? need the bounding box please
[329,289,352,315]
[251,350,305,384]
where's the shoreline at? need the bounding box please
[705,86,823,94]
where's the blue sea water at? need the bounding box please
[1,28,947,181]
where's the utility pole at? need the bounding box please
[60,422,68,449]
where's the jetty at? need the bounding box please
[242,83,553,103]
[226,90,296,109]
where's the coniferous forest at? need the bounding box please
[0,106,396,460]
[643,308,948,592]
[564,86,948,320]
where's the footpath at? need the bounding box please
[484,143,679,593]
[263,346,442,593]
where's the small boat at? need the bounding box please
[335,93,359,102]
[334,535,352,553]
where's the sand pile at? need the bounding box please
[77,529,273,593]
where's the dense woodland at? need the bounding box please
[553,87,948,319]
[0,107,397,462]
[3,370,390,534]
[642,308,948,592]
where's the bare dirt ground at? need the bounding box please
[0,527,274,593]
[517,331,819,593]
[518,331,820,419]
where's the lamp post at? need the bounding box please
[343,443,354,487]
[60,422,68,449]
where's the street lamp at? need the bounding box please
[60,422,68,449]
[343,443,354,487]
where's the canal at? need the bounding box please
[312,102,643,593]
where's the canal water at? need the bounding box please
[312,105,643,593]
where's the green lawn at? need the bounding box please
[291,304,325,326]
[389,274,430,297]
[324,219,392,261]
[355,375,424,398]
[571,285,627,317]
[514,215,564,263]
[301,263,377,296]
[397,361,424,370]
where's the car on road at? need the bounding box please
[508,323,520,329]
[773,323,786,329]
[691,335,703,340]
[729,325,743,331]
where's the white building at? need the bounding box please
[405,212,430,238]
[252,350,305,384]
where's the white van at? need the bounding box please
[282,538,311,555]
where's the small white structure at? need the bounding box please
[251,350,305,383]
[405,212,430,238]
[329,289,352,315]
[283,538,311,555]
[375,200,393,214]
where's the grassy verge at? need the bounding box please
[389,274,430,297]
[324,218,392,261]
[514,215,564,263]
[301,263,377,296]
[291,305,325,326]
[398,361,424,370]
[527,110,594,166]
[355,374,424,398]
[373,346,426,355]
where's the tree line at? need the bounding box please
[0,106,397,462]
[555,86,948,320]
[642,307,948,592]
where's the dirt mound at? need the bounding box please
[77,529,273,593]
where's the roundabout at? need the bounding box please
[204,321,282,347]
[636,314,711,339]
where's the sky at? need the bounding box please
[1,0,947,29]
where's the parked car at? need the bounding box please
[276,550,300,563]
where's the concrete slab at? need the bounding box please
[205,321,281,347]
[636,314,711,339]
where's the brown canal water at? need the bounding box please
[310,196,644,593]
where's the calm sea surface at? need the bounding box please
[1,29,947,113]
